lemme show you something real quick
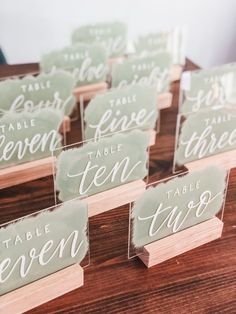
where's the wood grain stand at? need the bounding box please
[87,180,146,217]
[158,92,173,110]
[138,217,223,268]
[74,82,108,102]
[170,65,183,82]
[0,264,84,314]
[186,149,236,172]
[0,156,55,189]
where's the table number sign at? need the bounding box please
[82,85,159,142]
[111,53,172,94]
[134,28,185,66]
[129,166,228,267]
[0,109,63,170]
[174,107,236,171]
[0,71,76,117]
[179,63,236,114]
[0,199,88,311]
[71,21,127,58]
[40,43,108,88]
[54,130,149,215]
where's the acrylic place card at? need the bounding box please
[82,85,159,144]
[71,21,127,59]
[0,71,76,117]
[174,107,236,171]
[53,130,149,216]
[179,63,236,114]
[111,53,172,94]
[134,27,185,66]
[129,166,228,266]
[40,43,108,88]
[0,109,63,170]
[0,198,88,298]
[0,109,64,189]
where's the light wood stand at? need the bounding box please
[170,64,183,82]
[0,264,84,314]
[186,149,236,172]
[59,116,71,133]
[74,82,108,102]
[0,156,55,189]
[157,92,173,110]
[139,217,223,268]
[87,180,146,217]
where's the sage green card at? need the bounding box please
[0,199,88,296]
[134,28,185,65]
[71,21,127,58]
[111,53,172,93]
[175,108,236,166]
[84,85,158,140]
[131,166,227,248]
[0,71,76,116]
[0,109,63,169]
[180,63,236,114]
[40,43,108,87]
[55,130,149,201]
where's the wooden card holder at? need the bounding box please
[147,129,156,146]
[170,64,183,82]
[87,180,146,217]
[0,264,84,314]
[157,92,173,110]
[138,217,223,268]
[186,149,236,173]
[59,116,71,133]
[74,82,108,102]
[0,156,55,189]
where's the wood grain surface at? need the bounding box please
[0,60,235,314]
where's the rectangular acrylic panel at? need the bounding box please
[128,167,229,259]
[0,197,90,296]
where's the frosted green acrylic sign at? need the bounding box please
[71,21,127,58]
[40,43,108,87]
[55,130,149,201]
[111,53,172,93]
[131,166,227,248]
[134,28,185,65]
[0,109,63,169]
[0,199,88,296]
[84,85,158,140]
[180,63,236,114]
[0,71,75,116]
[175,108,236,166]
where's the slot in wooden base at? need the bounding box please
[0,156,55,189]
[0,264,84,314]
[74,82,108,102]
[87,180,146,217]
[170,64,183,82]
[139,217,223,268]
[186,149,236,172]
[157,92,173,110]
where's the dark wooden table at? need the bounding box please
[0,60,235,314]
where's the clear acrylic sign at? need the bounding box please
[111,53,172,93]
[40,43,108,87]
[0,71,76,116]
[174,107,236,168]
[129,166,228,257]
[179,63,236,114]
[0,109,63,169]
[134,28,185,65]
[83,84,159,141]
[54,130,149,202]
[0,198,89,296]
[71,21,127,58]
